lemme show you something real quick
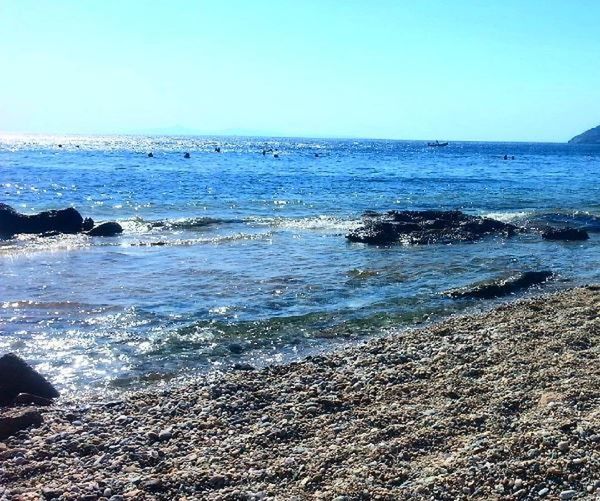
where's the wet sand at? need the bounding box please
[1,286,599,500]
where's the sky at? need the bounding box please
[1,0,599,141]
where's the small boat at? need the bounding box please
[427,141,448,147]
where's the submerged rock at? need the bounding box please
[0,353,59,406]
[0,407,43,439]
[87,221,123,237]
[447,271,553,299]
[347,210,517,245]
[542,227,589,241]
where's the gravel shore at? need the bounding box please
[1,286,599,500]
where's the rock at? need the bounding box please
[0,354,59,405]
[0,204,86,238]
[557,440,569,452]
[158,429,172,441]
[42,487,63,499]
[447,271,553,299]
[559,490,576,500]
[346,210,517,245]
[87,222,123,237]
[82,217,95,231]
[542,227,589,241]
[228,343,244,354]
[0,407,43,439]
[13,393,54,406]
[233,363,256,371]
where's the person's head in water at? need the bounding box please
[184,152,190,158]
[503,154,508,160]
[148,152,154,158]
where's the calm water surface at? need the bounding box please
[1,135,599,394]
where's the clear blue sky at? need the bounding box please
[1,0,599,141]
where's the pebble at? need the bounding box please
[157,429,172,441]
[559,490,576,500]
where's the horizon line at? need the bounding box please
[0,130,573,144]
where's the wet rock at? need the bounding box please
[559,490,576,500]
[542,227,589,241]
[0,203,85,238]
[447,271,553,299]
[82,217,95,231]
[13,393,54,406]
[0,353,59,405]
[87,222,123,237]
[0,407,43,439]
[347,210,517,245]
[228,343,244,354]
[233,363,256,371]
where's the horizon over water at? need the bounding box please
[1,134,599,396]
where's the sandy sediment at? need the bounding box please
[1,286,599,500]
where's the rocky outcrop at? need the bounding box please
[0,203,86,237]
[0,353,59,406]
[87,221,123,237]
[347,210,518,245]
[0,204,121,239]
[447,271,553,299]
[542,227,589,241]
[568,124,600,144]
[0,407,43,439]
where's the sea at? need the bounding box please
[1,134,599,396]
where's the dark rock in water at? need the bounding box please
[347,210,517,245]
[87,221,123,237]
[148,152,154,157]
[447,271,554,299]
[233,363,256,371]
[82,217,95,231]
[0,353,59,406]
[184,152,191,159]
[0,407,43,439]
[0,203,85,238]
[228,343,244,355]
[542,227,589,241]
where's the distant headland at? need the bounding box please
[568,124,600,144]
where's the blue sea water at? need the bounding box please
[1,134,599,394]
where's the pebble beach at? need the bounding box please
[1,286,599,500]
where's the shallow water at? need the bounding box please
[1,134,599,394]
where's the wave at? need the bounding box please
[120,214,359,234]
[483,209,600,232]
[127,231,274,247]
[245,215,360,232]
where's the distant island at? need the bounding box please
[568,124,600,144]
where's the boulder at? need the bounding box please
[87,221,123,237]
[347,210,517,245]
[0,203,85,237]
[0,407,43,439]
[542,227,589,241]
[0,353,59,406]
[447,271,553,299]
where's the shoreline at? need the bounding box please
[1,286,599,500]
